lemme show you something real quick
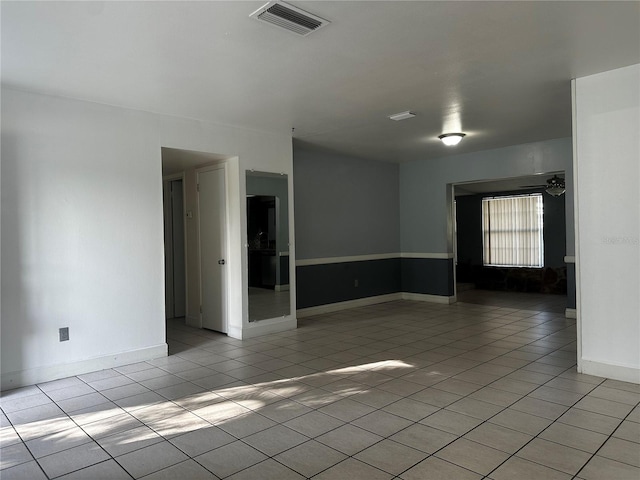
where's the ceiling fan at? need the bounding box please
[520,175,566,197]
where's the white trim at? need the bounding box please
[296,253,398,266]
[296,292,458,318]
[295,252,453,266]
[565,308,577,319]
[1,344,168,391]
[571,78,583,373]
[297,293,402,317]
[401,292,457,304]
[239,317,297,339]
[274,284,290,292]
[579,359,640,384]
[400,252,454,260]
[279,251,290,257]
[564,255,576,263]
[162,172,185,182]
[227,326,243,339]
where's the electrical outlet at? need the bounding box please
[354,279,359,287]
[59,327,69,342]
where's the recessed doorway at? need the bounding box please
[452,173,569,310]
[161,147,233,335]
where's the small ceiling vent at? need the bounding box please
[250,1,329,36]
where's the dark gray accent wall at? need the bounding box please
[296,259,400,309]
[280,256,290,286]
[401,258,454,296]
[294,145,400,260]
[455,195,483,267]
[567,263,576,309]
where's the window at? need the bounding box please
[482,194,544,267]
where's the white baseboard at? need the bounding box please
[296,253,399,266]
[297,293,402,318]
[565,308,577,319]
[295,252,453,267]
[230,317,297,339]
[296,292,457,318]
[579,358,640,384]
[274,284,290,292]
[401,292,457,304]
[1,344,168,391]
[227,326,243,340]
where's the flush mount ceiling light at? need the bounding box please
[388,111,416,121]
[438,133,466,146]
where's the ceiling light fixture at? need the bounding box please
[438,133,466,146]
[389,111,416,121]
[545,175,566,197]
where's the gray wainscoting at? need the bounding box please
[567,263,576,309]
[296,257,455,309]
[401,257,455,297]
[296,258,401,309]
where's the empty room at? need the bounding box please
[1,1,639,479]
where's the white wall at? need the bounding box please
[573,64,640,383]
[1,88,294,389]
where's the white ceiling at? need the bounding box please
[2,1,639,163]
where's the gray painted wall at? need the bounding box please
[400,137,574,257]
[293,138,575,309]
[294,146,400,259]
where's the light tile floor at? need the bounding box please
[1,294,639,479]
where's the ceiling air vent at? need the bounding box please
[250,1,329,36]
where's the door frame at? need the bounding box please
[163,172,187,320]
[196,162,230,333]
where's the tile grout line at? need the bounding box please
[27,384,136,480]
[279,308,583,478]
[2,299,637,480]
[157,303,572,478]
[571,399,640,479]
[0,307,575,478]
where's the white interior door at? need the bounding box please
[197,167,227,332]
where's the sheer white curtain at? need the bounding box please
[482,194,544,267]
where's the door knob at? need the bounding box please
[218,259,226,265]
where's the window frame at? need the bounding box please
[481,193,544,268]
